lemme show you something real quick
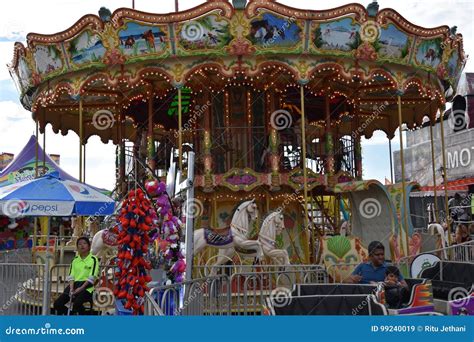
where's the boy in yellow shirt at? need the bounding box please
[53,237,99,315]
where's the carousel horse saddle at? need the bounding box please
[102,230,119,246]
[235,246,258,255]
[204,227,233,246]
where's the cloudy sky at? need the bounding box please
[0,0,472,189]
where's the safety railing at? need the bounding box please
[0,248,33,263]
[0,262,116,315]
[326,262,361,283]
[0,263,44,315]
[144,292,164,316]
[148,266,328,316]
[193,264,326,279]
[396,240,474,276]
[148,275,231,316]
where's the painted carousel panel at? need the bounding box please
[118,21,169,58]
[17,57,33,90]
[376,23,412,62]
[413,37,444,71]
[311,17,361,54]
[33,44,64,76]
[446,49,462,82]
[176,13,233,54]
[247,12,303,51]
[67,30,106,66]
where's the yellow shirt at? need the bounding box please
[66,253,99,293]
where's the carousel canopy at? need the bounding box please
[8,0,466,142]
[0,135,107,193]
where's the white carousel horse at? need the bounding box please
[255,210,290,265]
[207,210,290,270]
[340,221,351,237]
[428,223,448,259]
[91,218,120,259]
[193,199,264,269]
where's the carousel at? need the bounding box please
[8,0,470,315]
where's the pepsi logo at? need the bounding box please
[69,184,90,195]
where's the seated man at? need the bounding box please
[345,241,408,288]
[53,237,99,315]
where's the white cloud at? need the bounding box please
[0,100,115,190]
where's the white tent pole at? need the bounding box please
[184,152,195,281]
[42,217,51,315]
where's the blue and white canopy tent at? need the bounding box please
[0,172,115,314]
[0,172,115,217]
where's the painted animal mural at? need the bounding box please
[124,37,135,48]
[142,30,156,51]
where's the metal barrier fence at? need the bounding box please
[193,264,326,278]
[0,263,44,315]
[397,240,474,273]
[326,262,360,283]
[148,275,231,316]
[0,262,117,315]
[147,265,328,316]
[0,248,33,263]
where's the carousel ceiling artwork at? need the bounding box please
[8,0,466,143]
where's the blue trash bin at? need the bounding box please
[115,299,133,316]
[154,288,181,315]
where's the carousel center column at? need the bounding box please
[203,90,213,192]
[324,92,335,179]
[147,84,156,176]
[268,89,281,190]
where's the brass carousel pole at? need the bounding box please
[439,106,452,245]
[83,144,86,183]
[178,88,183,170]
[397,94,409,257]
[78,99,83,235]
[148,89,155,174]
[389,139,393,183]
[429,116,439,222]
[33,115,39,250]
[42,111,46,171]
[300,85,309,231]
[79,99,83,183]
[119,109,126,197]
